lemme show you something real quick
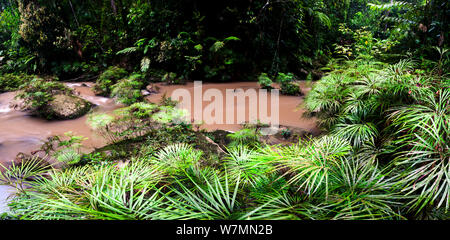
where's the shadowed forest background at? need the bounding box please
[0,0,448,220]
[1,0,447,80]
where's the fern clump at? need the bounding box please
[0,73,35,93]
[257,72,273,89]
[276,72,302,96]
[227,128,260,148]
[152,143,202,175]
[110,73,145,105]
[93,66,128,96]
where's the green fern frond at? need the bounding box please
[116,47,138,55]
[140,57,150,72]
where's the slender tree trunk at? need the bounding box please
[68,0,80,27]
[110,0,117,16]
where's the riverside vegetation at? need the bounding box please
[0,0,448,220]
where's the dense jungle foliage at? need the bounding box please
[1,0,447,81]
[0,0,449,220]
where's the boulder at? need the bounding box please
[146,84,160,94]
[45,94,91,119]
[141,90,151,96]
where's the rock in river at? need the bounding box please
[45,94,91,119]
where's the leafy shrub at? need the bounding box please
[86,113,114,130]
[276,72,301,96]
[50,61,100,78]
[0,73,35,92]
[87,102,189,143]
[281,128,292,139]
[39,132,86,165]
[257,73,273,89]
[110,73,145,105]
[225,146,269,187]
[55,148,81,165]
[280,82,301,96]
[389,88,450,213]
[227,128,260,148]
[152,143,202,175]
[305,59,449,216]
[93,66,128,96]
[158,94,178,107]
[151,106,189,125]
[87,104,156,143]
[162,72,184,85]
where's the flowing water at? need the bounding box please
[0,81,318,211]
[0,185,15,213]
[146,81,319,133]
[0,82,120,166]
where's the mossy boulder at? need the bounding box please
[14,77,89,119]
[45,94,91,119]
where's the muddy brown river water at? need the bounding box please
[146,81,319,134]
[0,83,120,166]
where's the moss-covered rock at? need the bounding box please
[45,94,91,119]
[14,77,82,119]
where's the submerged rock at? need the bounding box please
[8,92,26,110]
[45,94,91,119]
[141,90,151,96]
[146,84,160,94]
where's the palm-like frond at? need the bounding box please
[164,172,242,220]
[305,74,349,114]
[55,148,81,164]
[267,136,352,198]
[354,73,385,97]
[319,159,405,220]
[224,146,268,188]
[332,116,379,148]
[341,91,378,117]
[0,156,51,192]
[8,162,166,220]
[245,158,405,220]
[243,191,312,220]
[153,143,202,174]
[383,59,416,81]
[85,165,165,220]
[395,117,450,212]
[226,129,260,148]
[389,88,449,136]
